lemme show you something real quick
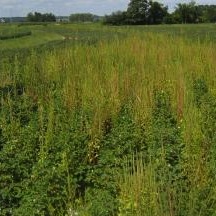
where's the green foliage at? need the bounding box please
[104,0,168,25]
[188,78,216,215]
[27,12,56,22]
[0,86,91,215]
[69,13,98,23]
[1,25,216,215]
[148,1,168,24]
[103,11,128,25]
[104,0,216,25]
[0,84,39,215]
[173,1,199,24]
[170,2,216,24]
[147,89,183,169]
[193,77,208,107]
[100,105,144,166]
[127,0,149,24]
[75,105,145,215]
[194,5,216,23]
[85,189,118,216]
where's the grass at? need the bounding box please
[121,23,216,42]
[0,23,123,51]
[0,24,62,50]
[1,23,216,215]
[1,23,215,51]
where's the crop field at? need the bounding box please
[1,23,216,216]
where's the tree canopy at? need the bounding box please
[127,0,150,24]
[104,0,168,25]
[103,0,216,25]
[27,12,56,22]
[69,13,95,22]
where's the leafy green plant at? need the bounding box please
[193,77,208,107]
[147,89,183,170]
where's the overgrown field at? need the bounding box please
[1,23,216,216]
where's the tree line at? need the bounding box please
[69,13,102,22]
[103,0,216,25]
[26,12,101,23]
[25,1,216,25]
[27,12,56,22]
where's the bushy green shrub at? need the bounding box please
[0,84,39,215]
[193,77,209,107]
[85,188,118,216]
[147,89,183,170]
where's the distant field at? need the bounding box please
[0,23,216,52]
[1,23,216,216]
[0,23,126,61]
[128,23,216,40]
[0,23,118,50]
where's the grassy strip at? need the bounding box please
[17,22,49,27]
[0,31,32,40]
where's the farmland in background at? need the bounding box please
[1,23,216,216]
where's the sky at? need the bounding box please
[0,0,215,17]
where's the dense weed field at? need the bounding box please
[1,23,216,215]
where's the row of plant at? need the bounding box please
[17,22,48,27]
[1,78,215,215]
[0,31,32,40]
[1,32,216,215]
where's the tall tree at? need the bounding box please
[148,1,168,24]
[174,1,199,23]
[26,12,56,22]
[69,13,95,22]
[103,11,127,25]
[127,0,150,24]
[203,5,216,23]
[127,0,168,24]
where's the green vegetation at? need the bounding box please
[1,23,216,215]
[26,12,56,22]
[173,2,216,24]
[69,13,100,23]
[0,24,56,49]
[104,0,216,25]
[0,29,31,40]
[104,0,168,25]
